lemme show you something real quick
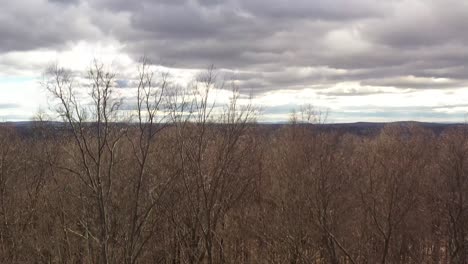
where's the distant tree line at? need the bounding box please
[0,61,467,263]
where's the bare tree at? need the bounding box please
[439,127,468,263]
[44,60,124,263]
[122,58,173,264]
[356,125,432,264]
[169,68,259,264]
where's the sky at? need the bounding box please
[2,0,468,123]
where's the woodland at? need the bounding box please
[0,61,467,263]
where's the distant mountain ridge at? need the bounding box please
[0,121,465,137]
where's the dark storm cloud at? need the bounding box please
[238,0,388,20]
[0,0,101,53]
[48,0,79,5]
[362,0,468,48]
[3,0,468,95]
[84,0,382,70]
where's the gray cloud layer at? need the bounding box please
[2,0,468,96]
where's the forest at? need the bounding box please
[0,62,467,263]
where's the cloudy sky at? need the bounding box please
[2,0,468,122]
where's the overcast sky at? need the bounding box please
[2,0,468,122]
